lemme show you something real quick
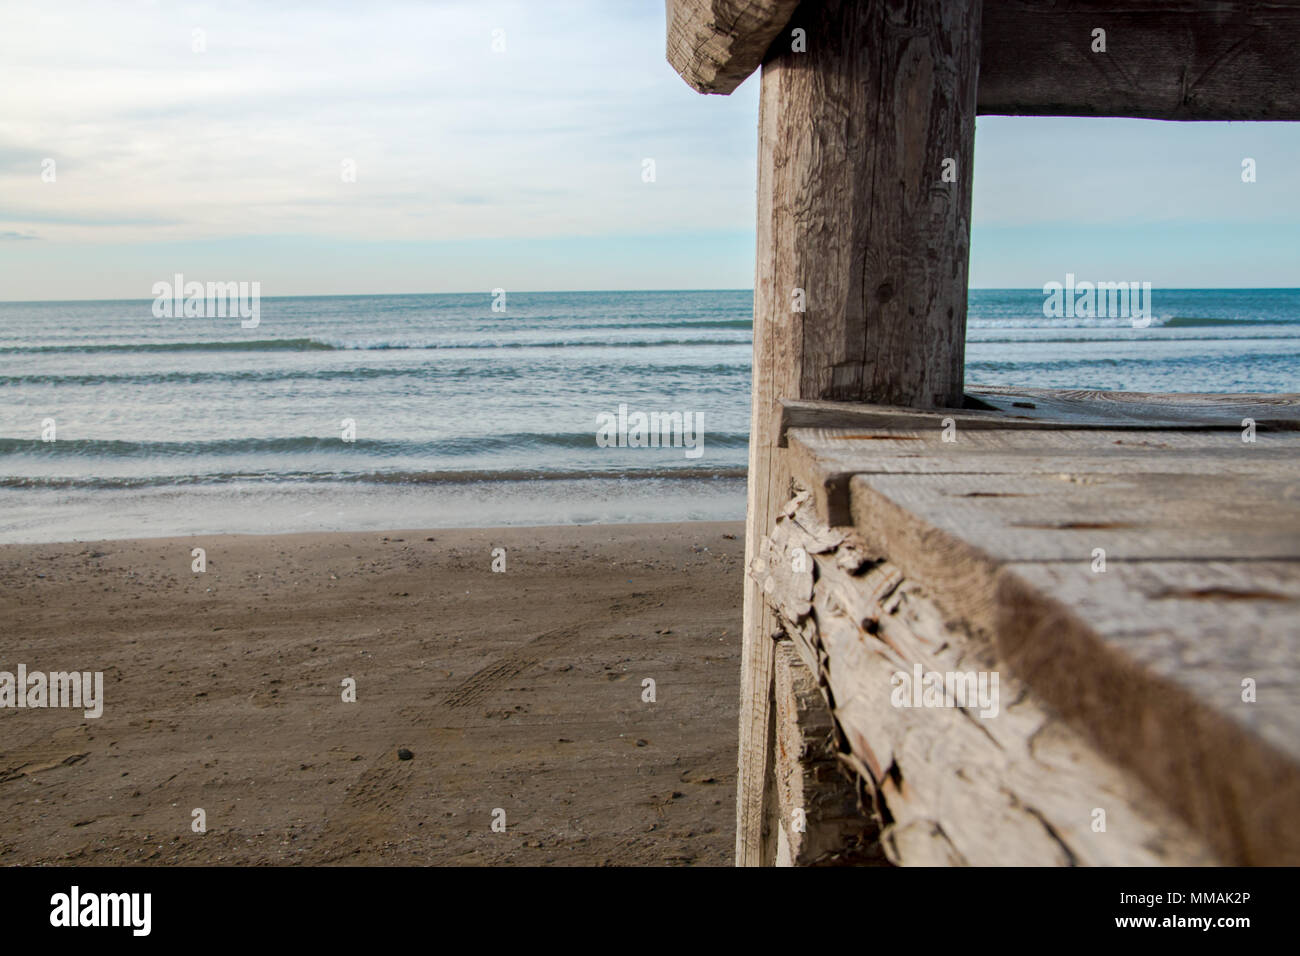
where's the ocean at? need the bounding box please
[1,288,1296,543]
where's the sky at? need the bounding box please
[1,0,1298,300]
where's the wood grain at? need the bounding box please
[995,561,1300,865]
[665,0,802,94]
[772,641,883,865]
[854,470,1300,566]
[765,407,1300,862]
[787,425,1300,526]
[667,0,1300,120]
[837,470,1300,863]
[979,0,1300,120]
[755,492,1221,865]
[968,387,1300,428]
[780,389,1300,445]
[736,0,980,867]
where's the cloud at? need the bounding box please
[0,0,759,245]
[2,1,1295,296]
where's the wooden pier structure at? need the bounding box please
[665,0,1300,865]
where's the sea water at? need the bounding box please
[0,289,1294,542]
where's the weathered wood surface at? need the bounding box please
[665,0,802,94]
[780,389,1300,445]
[788,424,1300,525]
[854,470,1300,570]
[770,412,1300,863]
[753,491,1221,865]
[969,387,1300,427]
[736,0,980,866]
[667,0,1300,120]
[997,560,1300,866]
[979,0,1300,120]
[772,641,884,866]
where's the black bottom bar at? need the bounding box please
[0,865,1289,942]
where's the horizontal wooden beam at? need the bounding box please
[762,410,1300,863]
[980,0,1300,120]
[756,493,1220,865]
[666,0,1300,120]
[779,388,1300,448]
[665,0,802,94]
[789,426,1300,528]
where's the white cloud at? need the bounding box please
[0,0,760,243]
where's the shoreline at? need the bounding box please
[0,478,749,545]
[0,521,744,865]
[0,515,748,548]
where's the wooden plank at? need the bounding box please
[979,0,1300,120]
[780,390,1300,446]
[969,387,1300,428]
[667,0,1300,120]
[736,0,980,867]
[665,0,802,94]
[772,641,883,866]
[755,492,1221,865]
[838,472,1300,863]
[780,399,1077,445]
[854,471,1300,566]
[788,425,1300,526]
[846,469,1300,638]
[996,561,1300,865]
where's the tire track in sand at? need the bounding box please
[441,622,584,709]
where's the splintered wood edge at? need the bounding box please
[772,641,883,866]
[844,472,1300,864]
[665,0,801,94]
[755,491,1220,866]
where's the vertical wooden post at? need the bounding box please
[737,0,981,865]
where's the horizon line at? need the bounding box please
[4,285,1299,305]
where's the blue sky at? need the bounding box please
[2,0,1298,300]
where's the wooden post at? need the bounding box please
[737,0,981,865]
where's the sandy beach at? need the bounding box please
[0,521,744,865]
